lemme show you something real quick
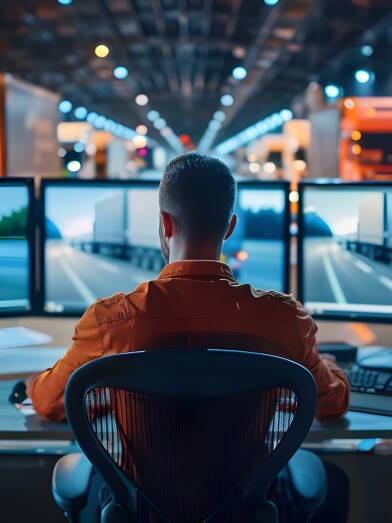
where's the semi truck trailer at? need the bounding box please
[79,189,164,271]
[346,192,392,262]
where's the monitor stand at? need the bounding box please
[357,346,392,372]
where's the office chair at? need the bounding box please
[52,349,326,522]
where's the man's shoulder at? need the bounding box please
[248,286,298,306]
[91,283,151,324]
[244,286,303,316]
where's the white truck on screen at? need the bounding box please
[346,192,392,263]
[80,189,163,271]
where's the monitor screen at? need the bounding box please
[299,182,392,322]
[0,179,34,314]
[42,181,289,315]
[223,184,289,292]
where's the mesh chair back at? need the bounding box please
[65,350,317,522]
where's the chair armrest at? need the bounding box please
[286,449,327,514]
[52,453,94,514]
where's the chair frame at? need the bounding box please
[64,349,317,519]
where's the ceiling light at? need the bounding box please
[133,135,147,148]
[73,142,85,153]
[86,144,97,156]
[263,162,276,174]
[66,160,81,172]
[135,94,149,106]
[220,94,234,107]
[153,118,166,130]
[213,111,226,122]
[293,160,307,173]
[136,124,148,135]
[352,144,362,155]
[147,110,159,121]
[74,106,88,119]
[94,115,106,129]
[209,120,221,131]
[58,100,72,114]
[351,130,361,141]
[324,84,340,98]
[95,44,109,58]
[289,191,299,203]
[104,119,116,133]
[87,111,98,123]
[232,66,247,80]
[249,162,261,174]
[233,47,246,59]
[264,0,280,5]
[280,109,293,121]
[160,127,172,137]
[247,153,258,163]
[57,148,66,158]
[344,98,355,109]
[58,0,72,4]
[214,108,293,156]
[361,45,373,57]
[113,66,128,79]
[355,70,371,83]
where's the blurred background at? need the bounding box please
[0,0,391,185]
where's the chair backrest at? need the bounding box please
[65,349,317,522]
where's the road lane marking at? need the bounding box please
[354,260,373,274]
[379,276,392,291]
[64,245,121,274]
[59,257,97,305]
[95,259,120,274]
[322,252,347,304]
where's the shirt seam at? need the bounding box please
[93,304,106,355]
[97,314,219,326]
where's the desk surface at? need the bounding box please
[0,381,72,441]
[0,317,391,443]
[1,379,391,443]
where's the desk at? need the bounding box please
[0,317,391,443]
[0,381,72,441]
[1,378,392,444]
[307,411,392,442]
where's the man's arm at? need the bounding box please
[295,305,350,420]
[26,305,102,421]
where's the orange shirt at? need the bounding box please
[27,260,349,422]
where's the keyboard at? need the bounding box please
[347,365,392,416]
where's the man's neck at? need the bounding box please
[168,245,222,264]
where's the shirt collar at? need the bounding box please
[157,260,235,281]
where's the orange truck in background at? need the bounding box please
[340,97,392,181]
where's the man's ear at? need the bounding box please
[160,211,175,238]
[224,214,237,240]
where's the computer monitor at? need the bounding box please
[298,181,392,323]
[0,178,35,315]
[223,181,290,293]
[40,180,290,315]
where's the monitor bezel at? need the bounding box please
[39,178,291,317]
[297,179,392,324]
[0,177,36,317]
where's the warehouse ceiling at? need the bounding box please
[0,0,391,149]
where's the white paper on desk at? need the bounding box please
[0,327,52,349]
[15,398,36,416]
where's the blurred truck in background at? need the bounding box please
[345,192,392,262]
[80,189,164,271]
[340,97,392,181]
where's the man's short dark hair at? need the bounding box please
[159,153,237,244]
